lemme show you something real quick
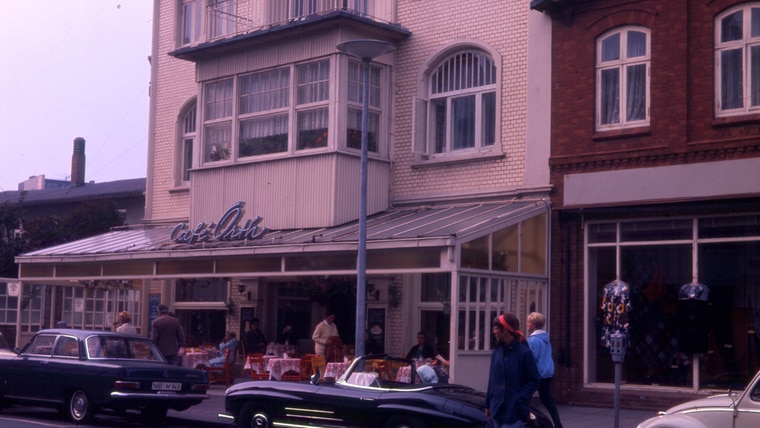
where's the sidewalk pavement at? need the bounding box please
[169,381,656,428]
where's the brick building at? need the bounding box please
[544,0,760,409]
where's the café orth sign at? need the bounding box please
[170,201,269,245]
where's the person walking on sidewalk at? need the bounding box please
[527,312,563,428]
[486,311,539,428]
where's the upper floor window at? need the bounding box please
[180,104,197,182]
[716,4,760,116]
[181,0,202,45]
[414,49,498,158]
[210,0,237,39]
[198,56,390,167]
[596,27,650,130]
[347,60,381,152]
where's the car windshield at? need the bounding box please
[341,356,423,388]
[86,335,165,361]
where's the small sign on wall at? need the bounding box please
[7,282,20,297]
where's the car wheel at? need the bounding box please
[238,402,271,428]
[384,414,425,428]
[68,389,95,424]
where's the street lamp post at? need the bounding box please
[336,39,395,358]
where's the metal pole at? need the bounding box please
[614,362,621,428]
[354,57,370,358]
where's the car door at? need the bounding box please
[8,334,58,400]
[735,378,760,428]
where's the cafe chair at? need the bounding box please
[310,354,326,380]
[206,348,233,387]
[247,355,269,380]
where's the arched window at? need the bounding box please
[414,49,498,157]
[179,103,196,184]
[596,26,650,130]
[715,3,760,116]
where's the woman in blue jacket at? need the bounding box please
[486,312,539,428]
[527,312,563,428]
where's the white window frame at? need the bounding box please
[180,0,203,46]
[595,26,651,131]
[346,60,383,155]
[715,4,760,117]
[179,103,197,184]
[202,78,234,164]
[413,48,500,160]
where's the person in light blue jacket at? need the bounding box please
[527,312,563,428]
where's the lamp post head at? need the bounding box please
[337,39,396,62]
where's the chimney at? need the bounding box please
[71,137,86,187]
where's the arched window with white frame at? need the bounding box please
[596,26,650,130]
[715,3,760,116]
[414,48,499,158]
[178,102,196,184]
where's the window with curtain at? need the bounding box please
[210,0,237,39]
[347,60,381,152]
[181,0,202,46]
[180,104,196,183]
[413,49,497,158]
[716,4,760,116]
[296,60,330,150]
[238,67,290,157]
[596,26,650,130]
[203,78,233,162]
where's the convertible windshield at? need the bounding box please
[86,336,164,361]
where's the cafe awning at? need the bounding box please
[16,199,549,281]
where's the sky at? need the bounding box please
[0,1,153,192]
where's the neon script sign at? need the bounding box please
[170,201,269,244]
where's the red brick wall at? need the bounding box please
[547,0,760,409]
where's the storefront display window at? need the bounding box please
[586,215,760,390]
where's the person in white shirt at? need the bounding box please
[312,312,339,357]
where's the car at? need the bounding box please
[0,328,208,424]
[637,369,760,428]
[218,354,552,428]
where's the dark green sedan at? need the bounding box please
[0,329,208,424]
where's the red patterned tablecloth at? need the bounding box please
[324,361,352,379]
[266,357,301,380]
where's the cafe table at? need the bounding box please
[266,357,302,380]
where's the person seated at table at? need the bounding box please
[405,331,435,360]
[209,331,239,367]
[416,364,439,384]
[243,318,267,355]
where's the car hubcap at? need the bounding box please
[71,392,87,420]
[252,413,269,428]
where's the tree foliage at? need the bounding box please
[0,199,125,278]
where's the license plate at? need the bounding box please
[152,382,181,391]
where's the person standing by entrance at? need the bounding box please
[527,312,563,428]
[485,311,539,428]
[152,304,185,366]
[312,312,339,357]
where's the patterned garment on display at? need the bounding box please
[600,279,632,348]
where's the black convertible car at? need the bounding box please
[219,355,551,428]
[0,329,208,423]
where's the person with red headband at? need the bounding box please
[485,311,539,428]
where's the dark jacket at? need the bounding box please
[151,314,185,359]
[485,339,539,424]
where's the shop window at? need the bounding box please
[175,278,227,302]
[460,214,547,274]
[586,215,760,390]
